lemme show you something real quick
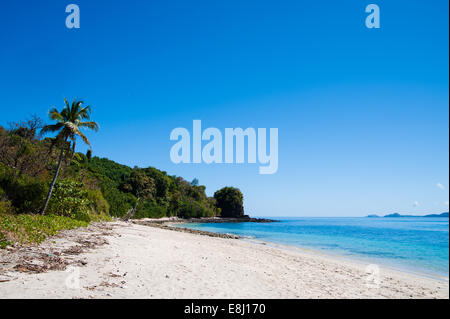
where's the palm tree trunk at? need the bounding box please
[40,142,66,215]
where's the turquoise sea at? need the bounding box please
[178,217,449,278]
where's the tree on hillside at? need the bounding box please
[0,116,49,180]
[121,169,155,220]
[39,98,99,215]
[214,187,244,218]
[8,115,44,141]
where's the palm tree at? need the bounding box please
[39,98,99,215]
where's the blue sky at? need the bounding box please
[0,0,448,216]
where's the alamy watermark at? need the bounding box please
[364,264,380,289]
[65,4,80,29]
[365,4,380,29]
[65,266,80,289]
[170,120,278,175]
[64,4,379,30]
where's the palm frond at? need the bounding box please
[71,99,80,118]
[61,107,70,121]
[40,123,63,135]
[64,98,70,109]
[44,98,97,151]
[48,108,64,122]
[77,105,91,120]
[78,121,99,131]
[72,126,91,148]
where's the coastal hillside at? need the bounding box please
[0,114,244,246]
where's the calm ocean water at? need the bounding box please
[178,217,449,278]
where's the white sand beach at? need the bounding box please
[0,221,448,299]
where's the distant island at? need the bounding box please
[367,212,449,218]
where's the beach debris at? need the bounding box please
[134,221,241,239]
[0,221,114,276]
[84,285,97,291]
[75,236,108,249]
[13,254,69,273]
[99,281,119,288]
[62,245,84,255]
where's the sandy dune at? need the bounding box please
[0,221,448,299]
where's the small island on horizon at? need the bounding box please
[367,212,449,218]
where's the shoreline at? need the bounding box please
[242,237,449,283]
[131,216,277,224]
[0,221,448,299]
[137,218,450,282]
[132,219,241,239]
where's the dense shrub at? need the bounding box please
[175,198,219,218]
[133,200,167,219]
[214,187,244,218]
[0,172,47,213]
[0,231,10,248]
[47,180,92,222]
[0,199,14,215]
[101,184,135,217]
[87,189,110,215]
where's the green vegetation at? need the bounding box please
[0,214,89,246]
[214,187,245,218]
[0,231,10,249]
[0,100,246,247]
[47,180,92,222]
